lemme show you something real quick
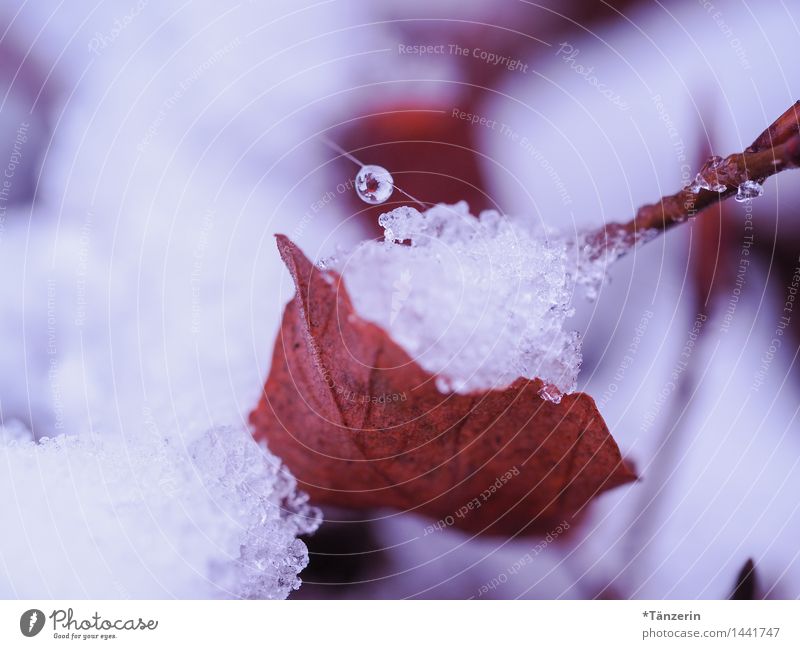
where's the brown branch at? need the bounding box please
[587,102,800,256]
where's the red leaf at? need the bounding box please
[250,235,636,536]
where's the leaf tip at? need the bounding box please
[274,233,298,266]
[620,458,639,484]
[274,233,315,293]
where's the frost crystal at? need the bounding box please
[0,425,320,599]
[332,202,582,402]
[686,172,726,194]
[735,179,764,202]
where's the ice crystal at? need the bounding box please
[735,179,764,202]
[0,424,320,599]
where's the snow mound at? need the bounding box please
[0,424,320,599]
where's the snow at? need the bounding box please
[331,201,583,401]
[0,423,320,599]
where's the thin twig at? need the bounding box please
[587,102,800,256]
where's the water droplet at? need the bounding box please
[735,179,764,202]
[355,165,393,204]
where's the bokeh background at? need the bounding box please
[2,0,800,599]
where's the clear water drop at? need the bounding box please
[355,165,394,204]
[735,179,764,202]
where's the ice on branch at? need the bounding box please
[0,424,320,599]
